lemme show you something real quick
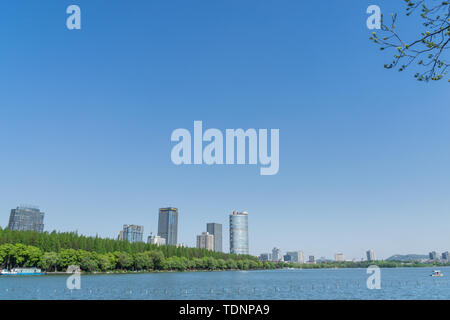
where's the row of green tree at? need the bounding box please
[3,241,447,273]
[2,229,448,272]
[284,260,450,269]
[0,243,276,272]
[0,229,266,272]
[0,228,255,262]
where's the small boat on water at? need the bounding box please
[431,270,444,277]
[0,268,45,276]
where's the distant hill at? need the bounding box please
[386,254,428,262]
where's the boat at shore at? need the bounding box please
[431,270,444,277]
[0,268,45,276]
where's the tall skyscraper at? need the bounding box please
[8,206,44,233]
[229,210,249,255]
[442,251,449,261]
[121,224,144,243]
[366,250,376,261]
[206,223,222,252]
[158,207,178,246]
[308,255,316,264]
[196,232,214,250]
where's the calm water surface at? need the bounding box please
[0,267,449,300]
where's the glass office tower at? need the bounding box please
[206,223,222,252]
[8,206,44,233]
[122,224,144,243]
[158,207,178,246]
[229,211,248,255]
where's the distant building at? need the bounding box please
[366,250,376,261]
[259,253,272,262]
[335,253,345,262]
[229,211,249,255]
[308,255,316,264]
[429,251,439,261]
[197,232,214,250]
[121,224,144,243]
[317,257,333,263]
[8,206,44,233]
[285,251,304,264]
[206,223,222,252]
[117,230,124,240]
[272,247,282,261]
[442,251,449,261]
[158,207,178,246]
[147,234,166,246]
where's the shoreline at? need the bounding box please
[39,265,449,276]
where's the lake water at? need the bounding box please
[1,267,449,300]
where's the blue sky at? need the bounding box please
[0,1,449,260]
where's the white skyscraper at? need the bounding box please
[229,211,249,255]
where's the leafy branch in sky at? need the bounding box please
[370,0,450,82]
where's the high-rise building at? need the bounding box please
[335,253,345,262]
[272,247,282,261]
[259,253,272,262]
[158,207,178,246]
[8,206,44,233]
[285,251,304,263]
[442,251,449,261]
[148,234,166,246]
[308,255,316,264]
[366,250,376,261]
[206,223,222,252]
[121,224,144,243]
[429,251,439,260]
[196,232,214,250]
[229,211,249,255]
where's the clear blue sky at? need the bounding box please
[0,1,449,260]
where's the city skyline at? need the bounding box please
[1,204,448,261]
[0,1,449,261]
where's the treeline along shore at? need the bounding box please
[0,228,448,273]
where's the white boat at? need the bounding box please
[0,268,44,275]
[0,269,18,275]
[431,270,444,277]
